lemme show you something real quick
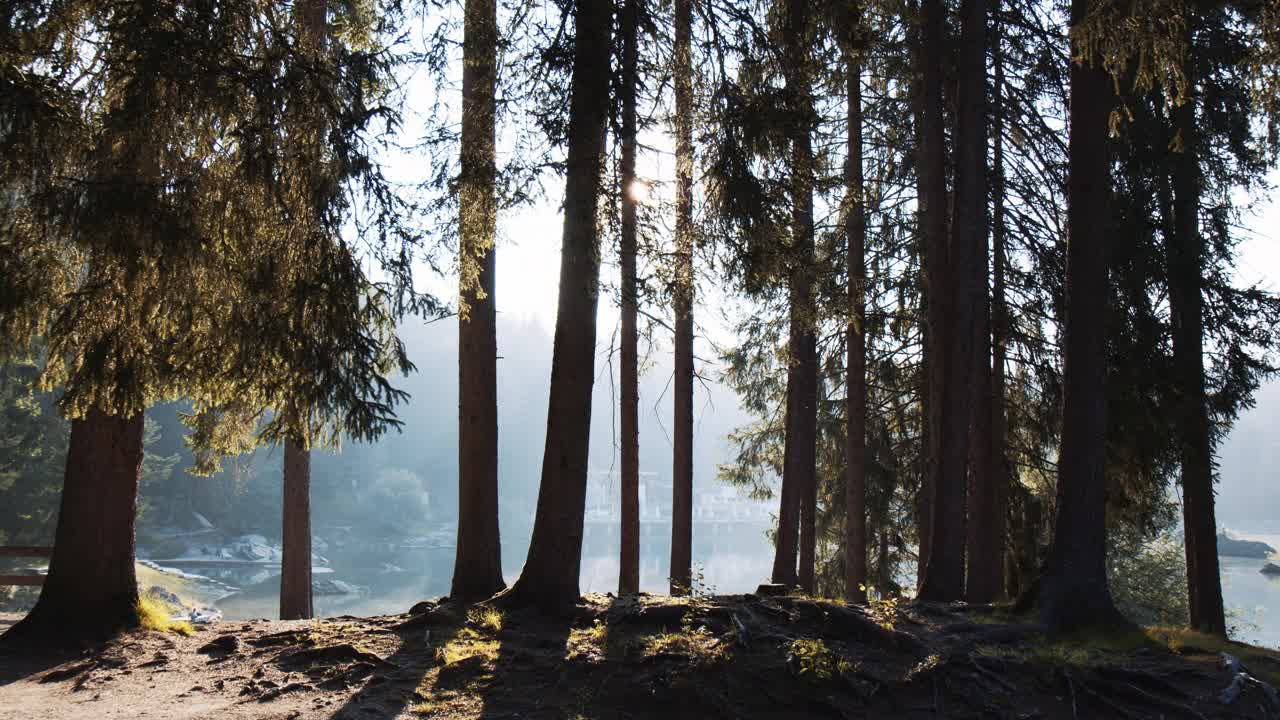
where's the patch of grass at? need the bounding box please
[568,619,609,658]
[1146,625,1280,685]
[788,638,855,682]
[136,595,193,636]
[1053,625,1156,653]
[411,689,481,717]
[972,643,1020,661]
[434,627,500,665]
[135,563,215,606]
[467,606,503,635]
[642,625,727,663]
[972,637,1128,669]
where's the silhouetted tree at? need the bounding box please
[453,0,505,603]
[1039,0,1128,634]
[619,0,642,597]
[669,0,696,597]
[494,0,613,612]
[844,10,869,604]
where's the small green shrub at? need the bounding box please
[788,638,854,681]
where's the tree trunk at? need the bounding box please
[915,0,946,593]
[280,439,313,620]
[787,0,819,595]
[670,0,695,597]
[845,39,868,605]
[988,10,1011,602]
[770,0,816,592]
[4,408,144,644]
[1168,29,1225,635]
[454,0,505,603]
[772,380,800,586]
[494,0,612,613]
[962,0,997,605]
[618,0,641,597]
[277,0,326,623]
[918,0,974,604]
[1039,0,1126,634]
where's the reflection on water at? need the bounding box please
[171,521,776,620]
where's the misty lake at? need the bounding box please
[169,520,776,622]
[153,524,1280,651]
[1220,532,1280,649]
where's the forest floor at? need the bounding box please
[2,594,1280,719]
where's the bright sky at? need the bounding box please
[1235,179,1280,292]
[489,173,1280,357]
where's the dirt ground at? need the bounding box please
[2,596,1279,719]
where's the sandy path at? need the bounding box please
[0,619,362,720]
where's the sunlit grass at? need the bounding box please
[136,595,193,636]
[972,639,1097,667]
[411,689,482,717]
[566,619,612,661]
[1146,625,1280,685]
[435,627,500,665]
[569,619,608,647]
[641,625,727,663]
[467,606,503,635]
[135,562,218,607]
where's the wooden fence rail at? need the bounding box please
[0,546,52,586]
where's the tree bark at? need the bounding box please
[277,0,327,623]
[988,10,1011,602]
[453,0,505,603]
[845,38,868,605]
[770,0,816,592]
[4,408,144,644]
[783,0,819,596]
[670,0,695,597]
[1039,0,1127,634]
[772,380,800,587]
[1168,27,1225,635]
[618,0,641,598]
[914,0,946,593]
[493,0,612,613]
[280,439,313,620]
[962,0,997,605]
[918,0,975,603]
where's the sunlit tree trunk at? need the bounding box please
[453,0,505,603]
[844,36,868,605]
[670,0,696,597]
[1169,21,1225,635]
[494,0,612,612]
[1039,0,1126,634]
[6,408,144,643]
[619,0,641,597]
